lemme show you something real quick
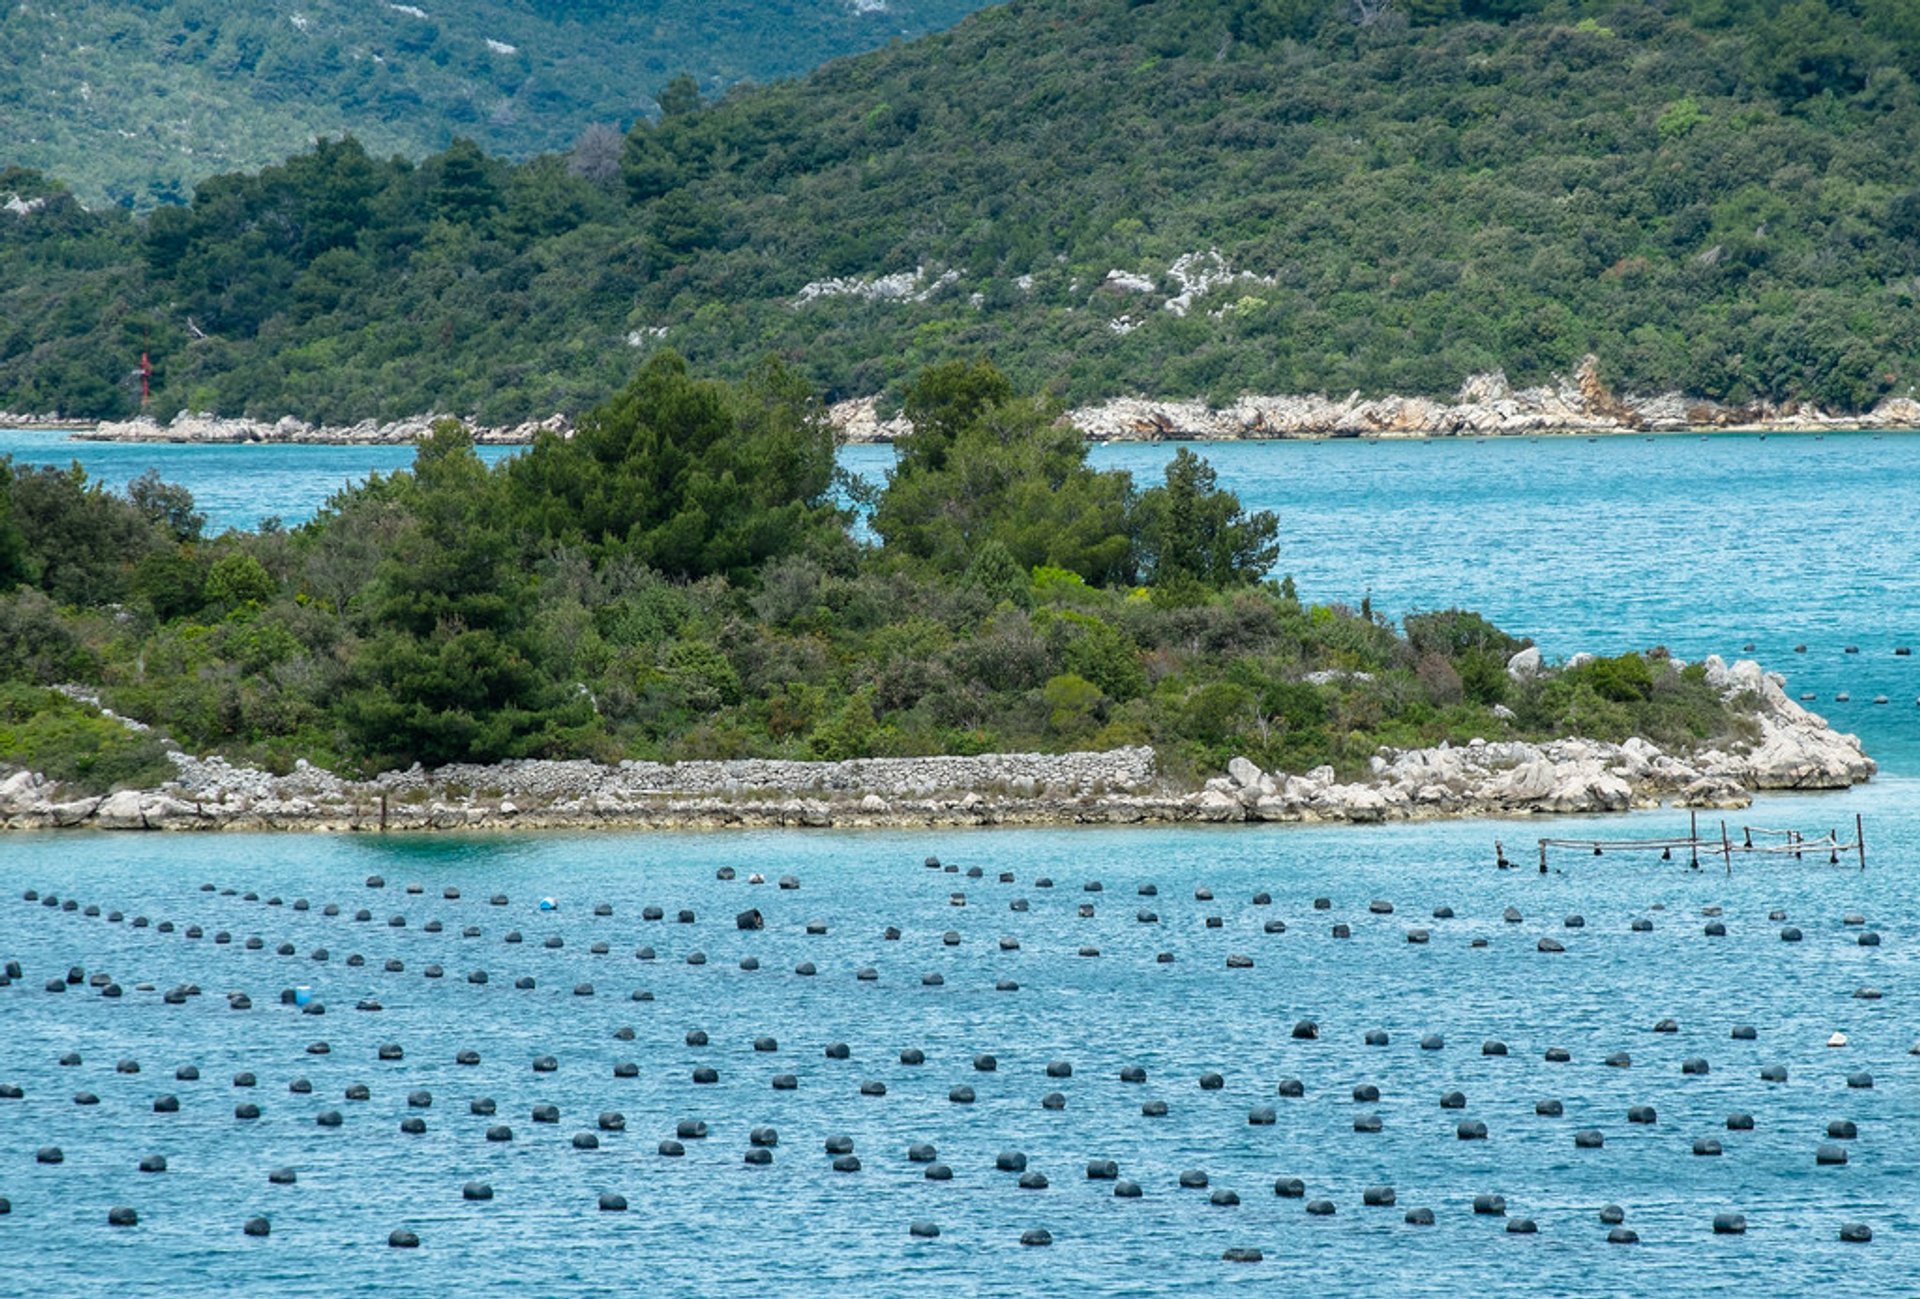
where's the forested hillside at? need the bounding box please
[0,0,981,208]
[7,0,1920,421]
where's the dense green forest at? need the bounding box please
[0,0,983,208]
[0,357,1744,792]
[8,0,1920,422]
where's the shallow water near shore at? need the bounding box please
[2,781,1915,1296]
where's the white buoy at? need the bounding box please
[1827,1032,1848,1048]
[538,897,558,912]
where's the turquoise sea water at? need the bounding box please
[2,427,1917,1291]
[3,795,1914,1295]
[0,431,521,533]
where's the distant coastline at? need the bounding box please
[0,411,570,446]
[8,357,1920,445]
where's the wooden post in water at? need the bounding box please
[1690,809,1700,869]
[1720,819,1732,875]
[1539,840,1547,874]
[1857,813,1866,870]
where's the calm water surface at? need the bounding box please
[3,790,1915,1296]
[2,427,1917,1292]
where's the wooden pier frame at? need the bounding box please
[1523,812,1865,874]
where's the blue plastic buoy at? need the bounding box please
[538,898,558,912]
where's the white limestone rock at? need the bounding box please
[1506,646,1543,680]
[0,769,48,814]
[1546,769,1633,814]
[1675,776,1752,809]
[45,798,103,826]
[1335,786,1390,822]
[1193,789,1244,822]
[93,789,150,830]
[1491,759,1559,804]
[1248,794,1298,822]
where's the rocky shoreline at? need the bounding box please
[841,358,1920,443]
[62,411,574,446]
[0,658,1874,833]
[14,356,1920,446]
[0,412,95,431]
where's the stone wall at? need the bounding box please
[399,748,1158,801]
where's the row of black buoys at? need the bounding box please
[12,872,1896,1217]
[29,879,1888,970]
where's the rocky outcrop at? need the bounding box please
[826,396,912,443]
[1196,655,1872,824]
[0,659,1872,831]
[1063,358,1920,441]
[76,411,573,446]
[1505,646,1543,680]
[1691,656,1879,790]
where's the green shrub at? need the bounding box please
[0,684,175,794]
[204,552,277,608]
[0,590,99,684]
[1042,673,1104,739]
[1571,652,1656,703]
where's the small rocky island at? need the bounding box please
[0,657,1871,832]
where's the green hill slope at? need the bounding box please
[0,0,983,208]
[7,0,1920,420]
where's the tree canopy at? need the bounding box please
[505,353,847,583]
[874,362,1137,585]
[0,0,989,208]
[1135,448,1280,591]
